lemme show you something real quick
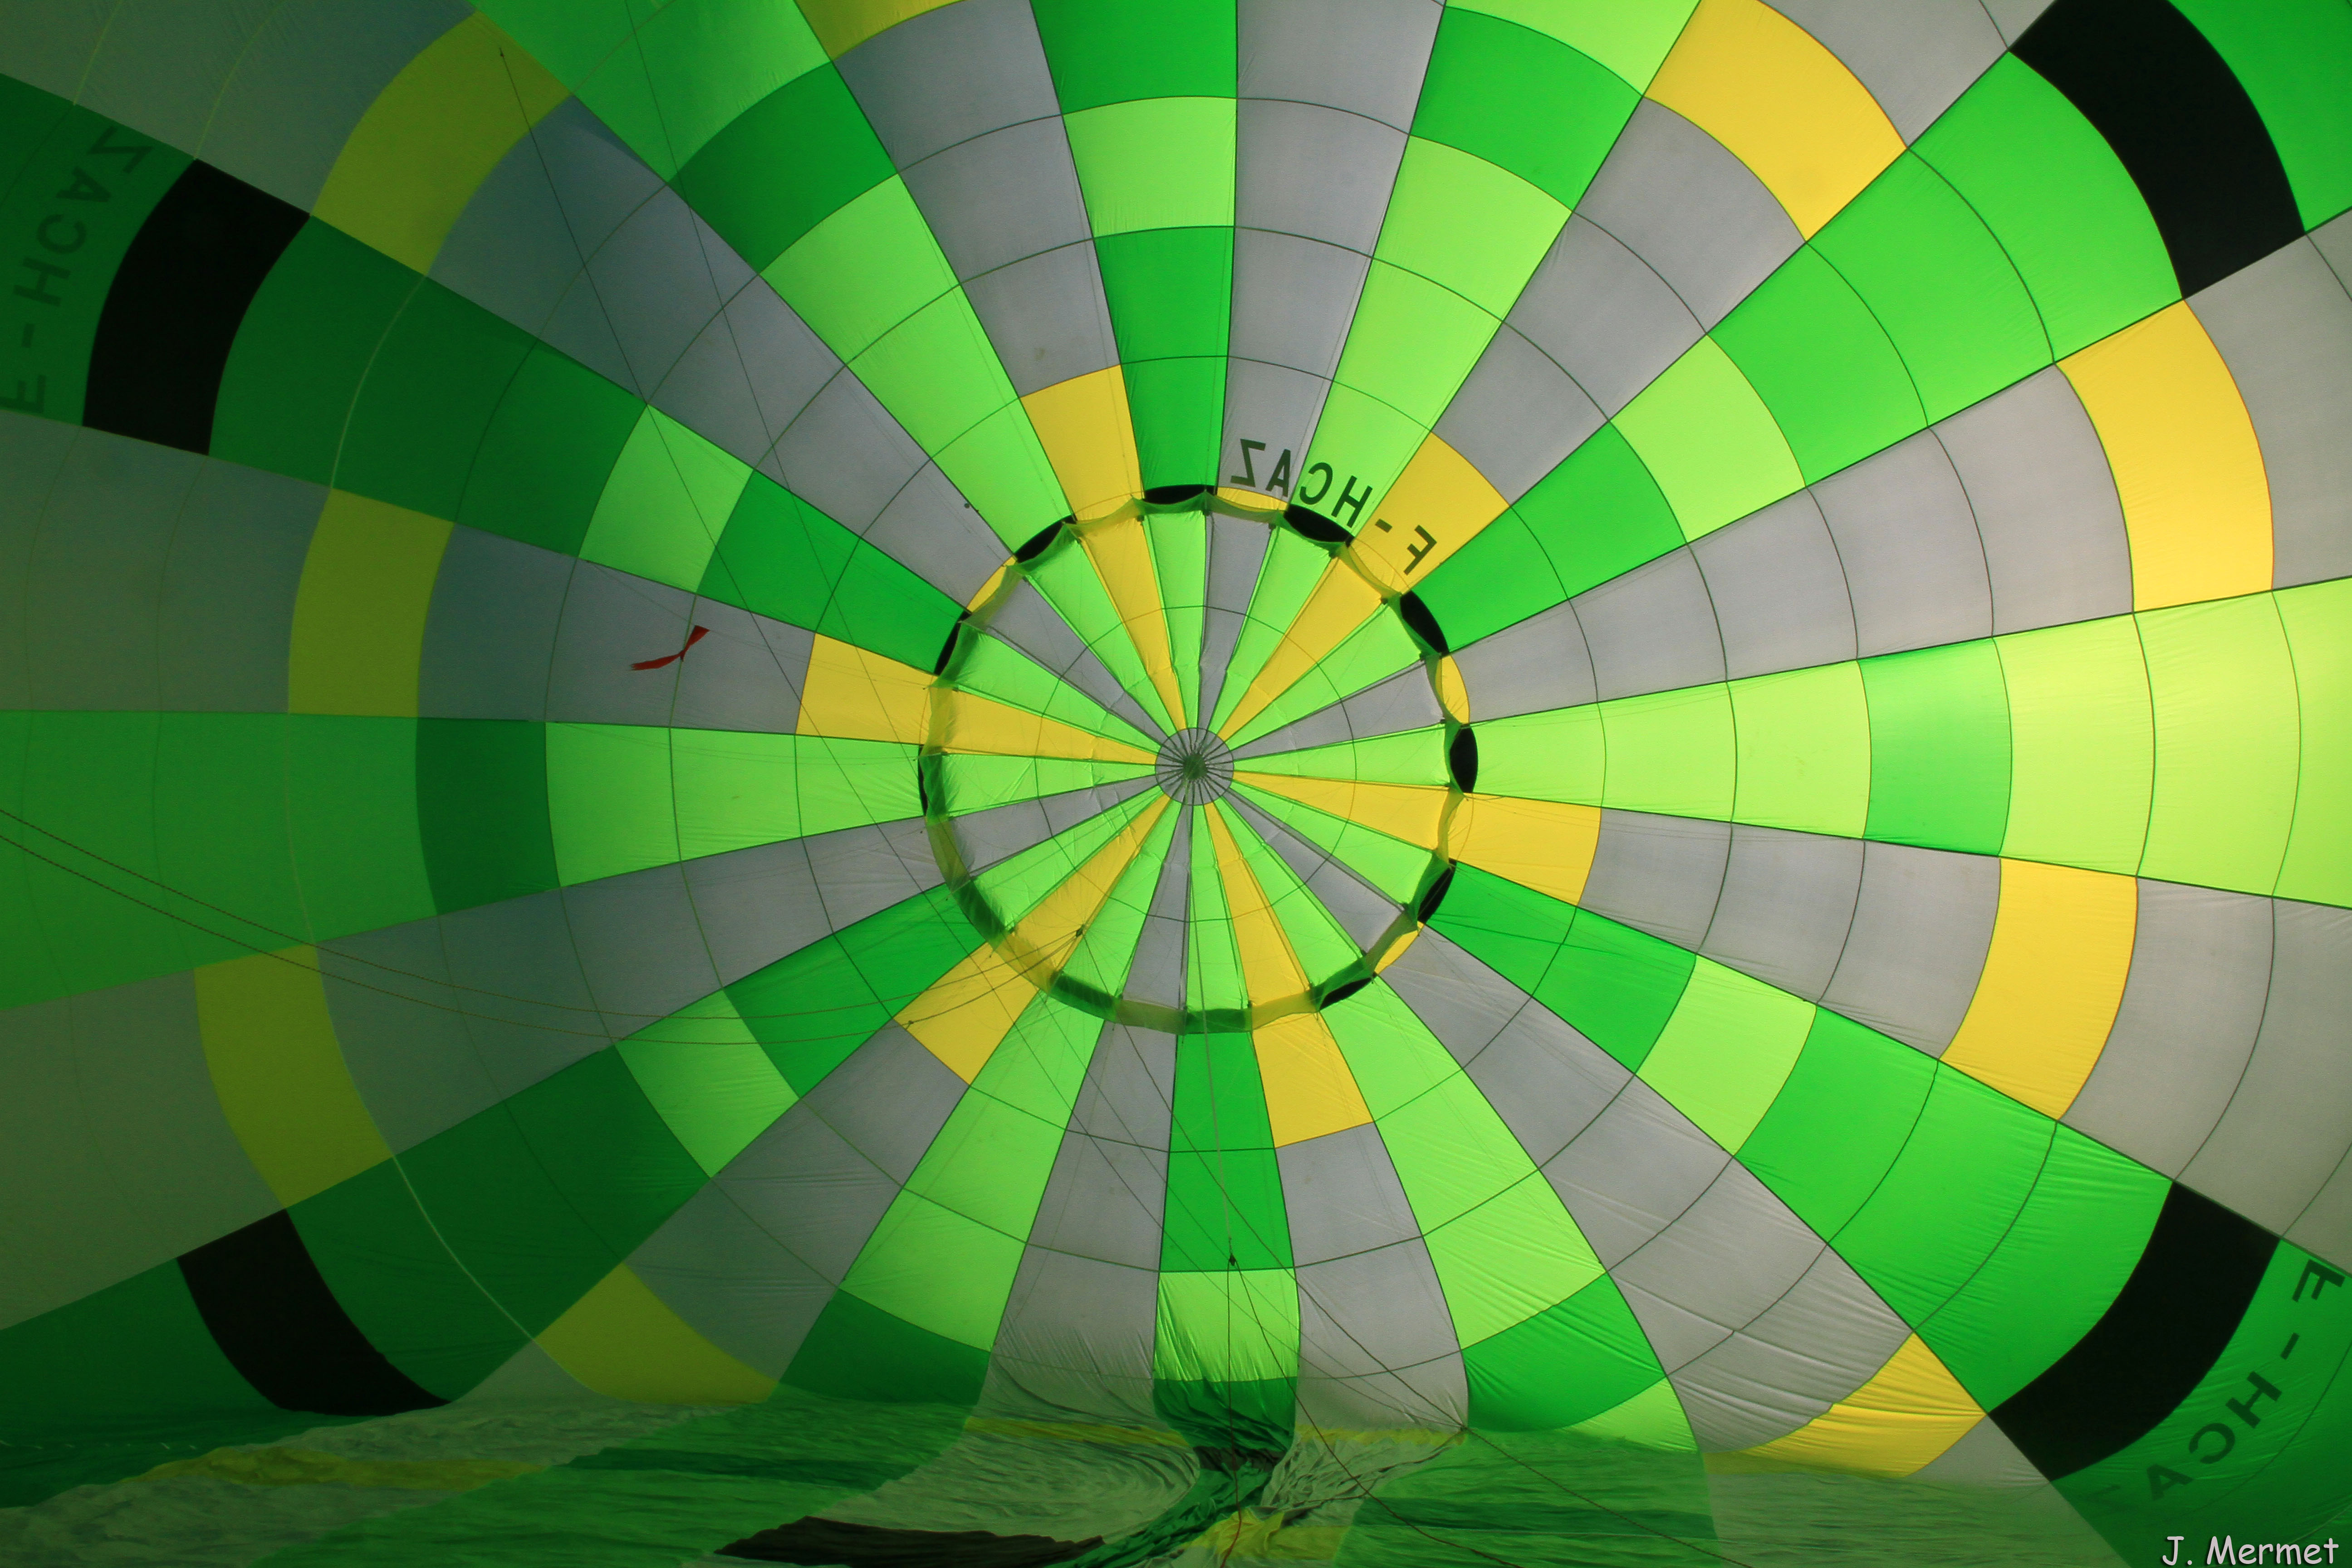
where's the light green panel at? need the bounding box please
[1421,1173,1604,1347]
[1320,984,1464,1121]
[1147,514,1209,725]
[932,401,1072,547]
[1996,614,2154,875]
[1473,705,1606,806]
[1325,263,1500,439]
[1233,726,1451,787]
[1290,383,1432,535]
[2277,578,2352,906]
[764,178,959,360]
[843,1191,1025,1350]
[546,726,920,886]
[1600,684,1735,819]
[1063,98,1236,234]
[1449,0,1698,90]
[849,290,1021,455]
[618,992,799,1177]
[1375,137,1569,317]
[1728,662,1870,837]
[1612,338,1804,542]
[1155,1269,1299,1383]
[1639,958,1813,1154]
[2137,595,2299,897]
[580,407,751,590]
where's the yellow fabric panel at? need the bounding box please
[1351,433,1509,595]
[796,635,1153,763]
[1942,860,2138,1119]
[1237,772,1450,851]
[1216,563,1387,741]
[1736,1335,1981,1478]
[2060,302,2274,611]
[1450,794,1602,906]
[312,14,568,273]
[902,797,1167,1079]
[536,1263,775,1404]
[195,947,391,1208]
[288,490,452,718]
[135,1447,539,1491]
[1644,0,1904,236]
[798,0,959,58]
[1435,655,1470,723]
[1023,367,1143,521]
[1203,802,1314,1006]
[797,634,933,742]
[1082,514,1189,730]
[1253,1011,1373,1146]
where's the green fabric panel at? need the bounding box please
[0,1262,269,1443]
[553,0,828,179]
[1095,228,1232,490]
[848,289,1029,455]
[1713,245,1924,485]
[2138,594,2299,897]
[294,1158,527,1400]
[335,281,537,523]
[1431,866,1694,1072]
[1097,225,1233,362]
[727,885,981,1092]
[1610,339,1802,541]
[579,408,750,591]
[1636,958,1814,1153]
[1913,56,2178,357]
[543,722,678,886]
[1154,1268,1300,1385]
[1064,97,1237,235]
[1917,1125,2166,1410]
[0,87,191,429]
[1164,1031,1291,1273]
[1445,0,1698,92]
[2277,578,2352,906]
[952,635,1157,753]
[1029,0,1238,113]
[1598,683,1735,820]
[1830,1067,2055,1328]
[1373,138,1570,320]
[670,65,893,270]
[1147,513,1208,721]
[1219,808,1358,980]
[1412,509,1566,649]
[1995,613,2155,876]
[1184,812,1247,1014]
[2053,1241,2352,1548]
[284,715,436,937]
[1861,639,2012,856]
[700,474,960,670]
[935,752,1155,815]
[1059,802,1177,998]
[968,788,1156,921]
[786,1289,990,1406]
[396,1050,705,1336]
[1811,153,2052,425]
[1729,662,1871,837]
[1410,8,1639,209]
[213,220,418,487]
[1463,1279,1663,1431]
[145,714,309,941]
[1735,1008,1936,1239]
[2173,0,2352,228]
[1124,355,1227,494]
[1505,421,1693,597]
[1326,262,1501,437]
[456,344,642,557]
[764,178,960,363]
[617,994,797,1178]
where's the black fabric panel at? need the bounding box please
[2014,0,2303,295]
[83,160,306,453]
[1991,1182,2275,1478]
[177,1209,446,1418]
[719,1519,1102,1565]
[1447,727,1478,794]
